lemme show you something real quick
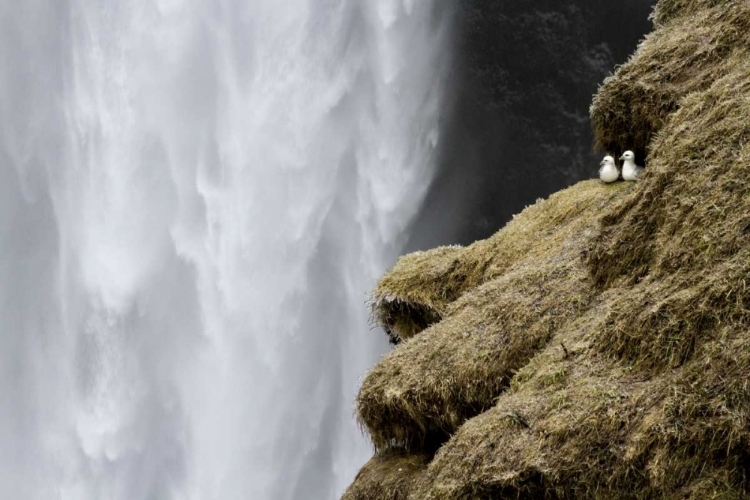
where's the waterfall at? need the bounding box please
[0,1,450,499]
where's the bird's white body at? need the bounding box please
[620,151,644,181]
[599,155,620,183]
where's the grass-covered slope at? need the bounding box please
[590,0,750,160]
[362,181,629,452]
[343,452,428,500]
[372,181,626,344]
[344,1,750,498]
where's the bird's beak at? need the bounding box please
[599,161,604,165]
[619,155,624,161]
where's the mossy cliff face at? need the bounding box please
[344,1,750,499]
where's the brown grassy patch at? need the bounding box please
[361,257,591,452]
[345,1,750,498]
[372,181,629,343]
[370,245,471,344]
[590,66,750,372]
[651,0,730,27]
[359,181,629,451]
[590,2,750,159]
[408,306,750,499]
[341,452,428,500]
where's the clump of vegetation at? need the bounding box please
[371,181,627,343]
[346,1,750,498]
[650,0,729,26]
[590,1,749,160]
[341,452,428,500]
[360,181,629,451]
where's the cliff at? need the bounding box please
[407,0,653,248]
[344,1,750,498]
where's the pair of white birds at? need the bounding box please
[599,151,644,183]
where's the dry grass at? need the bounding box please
[590,65,750,371]
[651,0,731,26]
[359,181,629,451]
[372,181,629,343]
[407,289,750,498]
[341,452,428,500]
[590,1,750,160]
[370,245,468,344]
[345,1,750,498]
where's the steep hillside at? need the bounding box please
[345,1,750,498]
[407,0,653,248]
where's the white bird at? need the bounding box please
[598,155,620,183]
[620,150,644,181]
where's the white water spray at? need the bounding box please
[0,1,449,499]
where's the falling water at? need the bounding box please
[0,1,450,499]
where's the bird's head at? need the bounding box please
[619,151,635,162]
[601,155,615,166]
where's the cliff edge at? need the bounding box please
[345,0,750,498]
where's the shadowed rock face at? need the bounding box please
[407,1,654,249]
